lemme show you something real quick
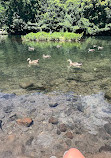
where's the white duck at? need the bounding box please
[56,45,61,48]
[27,58,39,65]
[88,48,95,52]
[28,47,35,51]
[93,45,97,48]
[98,46,103,50]
[43,54,51,59]
[67,59,82,68]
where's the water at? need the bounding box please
[0,35,111,95]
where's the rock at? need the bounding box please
[0,114,5,119]
[29,83,46,90]
[30,100,35,103]
[49,103,59,108]
[59,124,67,132]
[49,117,58,124]
[19,82,34,89]
[66,131,73,139]
[0,120,2,130]
[26,136,34,146]
[28,108,36,114]
[16,117,33,127]
[99,144,111,152]
[105,91,111,100]
[2,93,16,99]
[9,114,18,121]
[57,129,61,135]
[50,156,57,158]
[65,139,72,146]
[50,78,65,86]
[77,103,84,112]
[66,96,78,102]
[104,123,111,135]
[3,105,13,113]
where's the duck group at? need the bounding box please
[88,45,104,53]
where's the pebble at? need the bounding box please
[59,123,67,132]
[66,131,73,139]
[16,117,33,127]
[9,114,18,121]
[49,117,58,124]
[3,105,13,113]
[49,103,59,107]
[57,129,61,135]
[65,139,72,146]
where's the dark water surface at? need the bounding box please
[0,35,111,95]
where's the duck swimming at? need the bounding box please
[27,58,39,65]
[43,54,51,59]
[28,47,35,51]
[67,59,82,68]
[88,48,95,52]
[98,46,103,50]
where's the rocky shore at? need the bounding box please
[0,30,8,35]
[0,91,111,158]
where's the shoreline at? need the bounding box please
[0,91,111,157]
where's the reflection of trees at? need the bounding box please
[0,35,111,94]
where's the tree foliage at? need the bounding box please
[0,0,111,35]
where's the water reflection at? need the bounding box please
[0,35,111,95]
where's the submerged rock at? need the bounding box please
[105,91,111,100]
[0,91,111,157]
[3,105,13,113]
[59,124,67,132]
[104,123,111,135]
[16,117,33,127]
[19,82,34,89]
[49,103,59,108]
[65,131,73,139]
[49,117,58,124]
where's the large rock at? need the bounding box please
[30,83,46,90]
[19,82,34,89]
[104,123,111,135]
[19,81,46,91]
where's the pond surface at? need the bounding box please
[0,35,111,95]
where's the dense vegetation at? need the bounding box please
[22,32,83,41]
[0,0,111,35]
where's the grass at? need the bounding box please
[22,32,83,42]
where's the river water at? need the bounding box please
[0,35,111,95]
[0,35,111,158]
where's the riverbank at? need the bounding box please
[22,32,83,42]
[0,29,8,35]
[0,91,111,158]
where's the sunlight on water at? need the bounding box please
[0,35,111,95]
